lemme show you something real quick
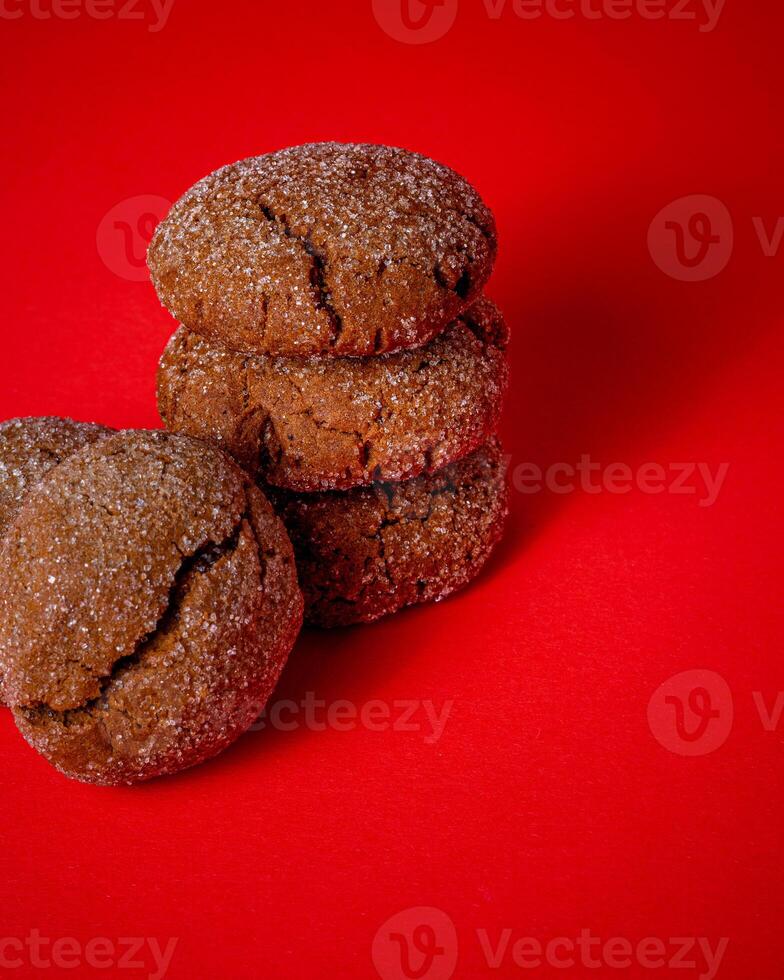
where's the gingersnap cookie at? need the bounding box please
[0,417,113,539]
[0,417,114,707]
[0,430,303,785]
[148,143,497,357]
[158,297,509,493]
[270,440,508,628]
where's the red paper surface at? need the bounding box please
[1,1,782,978]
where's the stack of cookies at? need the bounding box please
[0,144,509,786]
[149,143,510,627]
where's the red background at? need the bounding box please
[1,0,782,977]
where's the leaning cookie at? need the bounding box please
[158,297,509,493]
[0,430,303,785]
[0,417,114,706]
[269,440,508,628]
[148,143,497,357]
[0,417,113,539]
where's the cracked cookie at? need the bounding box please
[0,417,113,540]
[158,297,509,493]
[0,430,303,785]
[148,143,497,357]
[269,439,508,628]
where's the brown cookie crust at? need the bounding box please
[0,417,113,539]
[0,430,303,785]
[158,297,509,493]
[270,440,508,628]
[148,143,497,357]
[0,417,114,707]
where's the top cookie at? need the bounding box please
[148,143,497,357]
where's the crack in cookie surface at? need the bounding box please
[17,513,251,720]
[158,297,509,492]
[147,143,497,357]
[258,202,344,344]
[0,431,303,785]
[269,440,509,627]
[0,432,253,710]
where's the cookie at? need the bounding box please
[158,297,509,493]
[148,143,497,357]
[0,417,113,539]
[0,417,114,707]
[0,430,303,785]
[270,440,508,628]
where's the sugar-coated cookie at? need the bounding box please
[0,430,303,785]
[270,440,508,627]
[158,297,509,492]
[148,143,497,357]
[0,417,115,706]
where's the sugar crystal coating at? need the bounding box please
[270,440,508,627]
[0,429,303,785]
[148,143,497,357]
[158,297,509,492]
[0,417,114,705]
[0,416,113,539]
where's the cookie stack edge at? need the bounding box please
[151,143,511,626]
